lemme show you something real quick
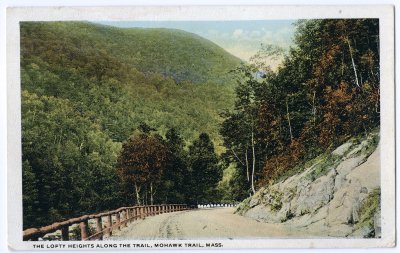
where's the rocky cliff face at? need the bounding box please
[236,131,380,238]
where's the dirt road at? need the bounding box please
[109,208,303,239]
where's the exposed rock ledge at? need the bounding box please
[236,132,380,238]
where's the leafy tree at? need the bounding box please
[117,133,167,205]
[187,133,222,204]
[21,90,121,228]
[155,128,190,204]
[221,19,380,197]
[22,160,38,227]
[220,64,273,196]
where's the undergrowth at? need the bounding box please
[276,129,379,184]
[355,187,381,238]
[234,197,251,215]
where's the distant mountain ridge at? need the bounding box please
[20,21,241,146]
[21,21,241,85]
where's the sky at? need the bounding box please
[97,20,296,62]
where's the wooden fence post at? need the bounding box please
[141,206,145,219]
[80,220,89,240]
[121,211,126,228]
[116,213,121,230]
[125,209,129,223]
[61,226,69,241]
[105,214,112,236]
[95,217,103,240]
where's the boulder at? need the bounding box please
[249,197,260,208]
[240,135,380,238]
[332,142,353,157]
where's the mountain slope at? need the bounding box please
[20,22,241,145]
[236,131,381,238]
[21,21,241,85]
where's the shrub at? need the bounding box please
[355,188,380,238]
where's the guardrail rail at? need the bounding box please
[23,204,190,241]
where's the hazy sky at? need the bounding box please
[97,20,296,62]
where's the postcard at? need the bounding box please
[6,5,395,250]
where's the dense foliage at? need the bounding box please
[117,133,167,205]
[21,22,231,228]
[21,19,380,229]
[20,21,240,146]
[187,133,222,204]
[220,19,380,199]
[22,90,122,228]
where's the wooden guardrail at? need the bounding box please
[23,204,190,241]
[197,203,236,208]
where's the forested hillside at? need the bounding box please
[21,22,241,144]
[220,19,380,201]
[21,22,239,229]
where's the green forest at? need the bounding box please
[21,19,380,229]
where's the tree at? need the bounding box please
[222,19,380,193]
[220,64,272,196]
[21,90,122,228]
[187,133,222,204]
[156,128,190,204]
[117,133,167,205]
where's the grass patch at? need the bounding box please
[276,163,306,183]
[306,153,339,181]
[277,129,379,184]
[234,197,251,215]
[355,188,380,237]
[264,188,283,212]
[276,148,336,183]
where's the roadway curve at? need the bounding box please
[108,208,303,239]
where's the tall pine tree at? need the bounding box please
[187,133,222,204]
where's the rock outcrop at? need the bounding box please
[236,132,380,238]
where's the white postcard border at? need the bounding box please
[6,5,395,250]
